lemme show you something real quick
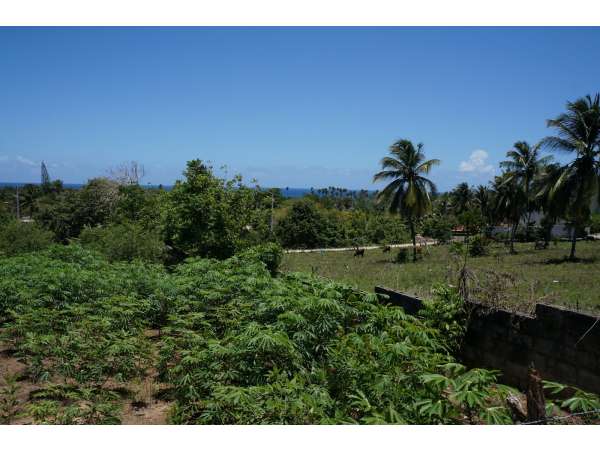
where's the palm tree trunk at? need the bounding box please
[525,210,532,242]
[525,183,531,242]
[569,225,577,260]
[409,218,417,262]
[510,222,517,254]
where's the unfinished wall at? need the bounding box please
[374,286,600,394]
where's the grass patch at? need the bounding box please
[281,241,600,315]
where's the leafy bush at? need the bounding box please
[590,213,600,234]
[543,381,600,424]
[421,214,454,243]
[78,222,165,262]
[457,209,484,237]
[34,178,121,242]
[468,235,490,257]
[158,257,513,424]
[362,212,409,245]
[113,184,163,228]
[0,205,11,227]
[25,386,122,424]
[162,160,270,260]
[276,200,340,249]
[238,242,283,275]
[0,249,161,389]
[0,220,54,257]
[276,201,409,249]
[395,248,409,264]
[0,244,519,424]
[420,286,467,352]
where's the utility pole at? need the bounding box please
[15,186,21,220]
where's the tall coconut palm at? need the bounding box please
[450,182,474,215]
[500,141,552,240]
[373,139,440,262]
[540,94,600,260]
[533,162,565,244]
[493,173,527,253]
[474,185,494,232]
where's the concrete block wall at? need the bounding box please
[375,286,600,394]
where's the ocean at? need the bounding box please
[0,182,313,198]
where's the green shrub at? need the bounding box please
[0,245,518,425]
[421,214,454,244]
[0,220,54,256]
[363,213,409,245]
[25,388,122,425]
[420,286,467,352]
[0,248,167,385]
[33,179,120,242]
[276,202,409,249]
[238,242,283,275]
[590,213,600,234]
[162,160,270,260]
[468,235,489,257]
[159,258,515,424]
[0,206,11,227]
[276,200,340,249]
[394,248,409,264]
[78,222,165,262]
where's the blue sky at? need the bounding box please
[1,27,600,191]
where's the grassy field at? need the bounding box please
[282,240,600,315]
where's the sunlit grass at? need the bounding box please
[282,241,600,314]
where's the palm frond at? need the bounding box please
[416,159,441,174]
[373,169,402,183]
[539,136,577,153]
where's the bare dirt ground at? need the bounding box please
[0,336,173,425]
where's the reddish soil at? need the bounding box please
[0,339,173,425]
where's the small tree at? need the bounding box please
[276,200,337,249]
[162,160,270,260]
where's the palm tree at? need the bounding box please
[500,141,552,240]
[450,182,474,216]
[533,162,565,245]
[493,173,527,253]
[373,139,440,262]
[540,94,600,260]
[433,192,452,216]
[474,185,494,233]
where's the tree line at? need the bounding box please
[0,159,410,260]
[1,93,599,261]
[375,93,600,261]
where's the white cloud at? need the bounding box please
[16,155,37,167]
[459,150,494,175]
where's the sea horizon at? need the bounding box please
[0,182,377,199]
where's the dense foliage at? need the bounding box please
[157,254,517,424]
[78,222,165,262]
[161,160,272,260]
[276,199,409,249]
[0,245,524,425]
[0,220,54,257]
